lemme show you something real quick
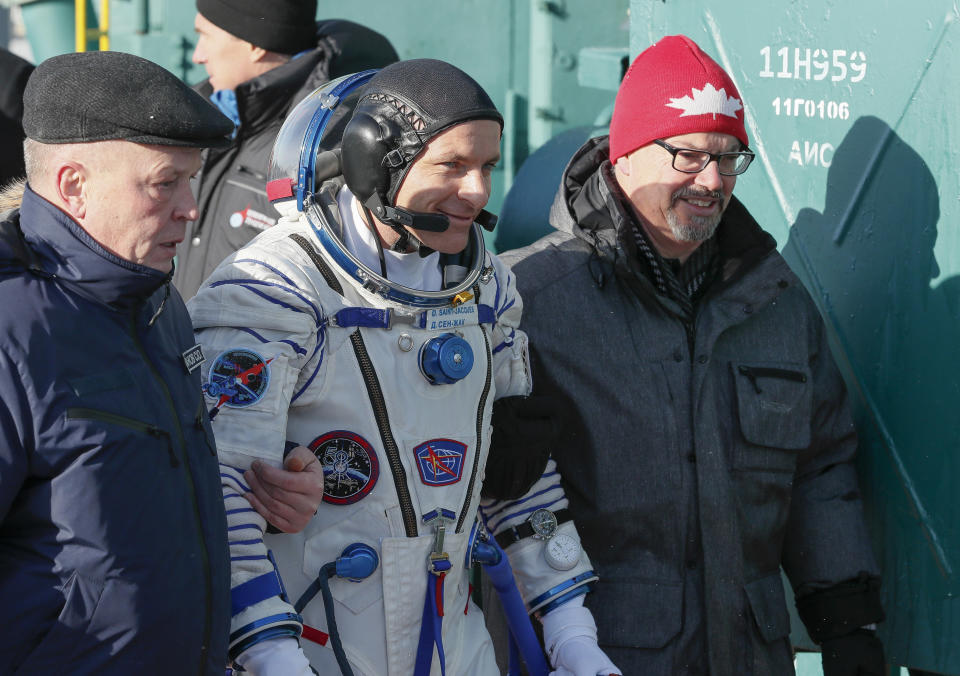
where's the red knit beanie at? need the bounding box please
[609,35,749,163]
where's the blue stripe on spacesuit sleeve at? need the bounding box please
[220,473,251,494]
[233,258,301,290]
[482,486,563,524]
[225,507,257,516]
[480,475,561,521]
[486,497,565,533]
[237,326,308,357]
[497,297,516,318]
[291,328,326,403]
[209,279,322,325]
[232,555,270,562]
[228,523,264,533]
[215,272,323,325]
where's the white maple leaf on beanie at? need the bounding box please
[666,82,742,119]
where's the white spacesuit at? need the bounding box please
[189,63,618,676]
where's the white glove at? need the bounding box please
[234,637,313,676]
[541,597,621,676]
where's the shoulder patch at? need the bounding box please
[204,348,273,412]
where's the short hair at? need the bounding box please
[22,138,56,183]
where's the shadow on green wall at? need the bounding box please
[783,115,959,673]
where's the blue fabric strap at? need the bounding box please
[334,307,391,328]
[414,562,452,676]
[478,304,496,325]
[481,537,550,676]
[334,305,497,330]
[231,571,285,617]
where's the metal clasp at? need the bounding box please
[423,509,455,575]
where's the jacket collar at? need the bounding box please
[17,185,169,309]
[194,49,327,138]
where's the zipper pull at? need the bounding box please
[148,426,179,467]
[738,365,763,394]
[194,411,216,456]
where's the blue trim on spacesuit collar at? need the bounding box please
[305,199,487,308]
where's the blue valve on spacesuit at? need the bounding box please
[293,543,379,676]
[334,543,379,581]
[419,333,474,385]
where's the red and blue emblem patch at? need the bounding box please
[204,348,273,414]
[310,431,379,505]
[414,439,467,486]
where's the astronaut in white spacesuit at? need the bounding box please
[189,59,620,676]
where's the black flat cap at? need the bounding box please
[23,51,234,148]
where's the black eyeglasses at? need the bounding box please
[653,139,755,176]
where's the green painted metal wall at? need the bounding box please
[99,0,630,217]
[633,2,960,674]
[15,0,960,672]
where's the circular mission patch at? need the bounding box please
[203,348,272,408]
[310,431,380,505]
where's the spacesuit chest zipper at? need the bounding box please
[349,328,419,538]
[127,309,213,674]
[455,317,492,534]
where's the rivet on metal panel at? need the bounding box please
[556,51,576,71]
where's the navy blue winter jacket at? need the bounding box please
[0,187,231,674]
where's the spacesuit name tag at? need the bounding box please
[424,305,479,331]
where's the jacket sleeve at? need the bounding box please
[188,243,328,659]
[479,458,597,615]
[0,348,29,524]
[781,311,881,599]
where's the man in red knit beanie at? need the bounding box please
[496,34,887,676]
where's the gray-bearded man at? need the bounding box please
[498,35,886,676]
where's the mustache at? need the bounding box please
[672,187,724,202]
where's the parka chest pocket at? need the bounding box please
[731,361,812,472]
[65,407,177,467]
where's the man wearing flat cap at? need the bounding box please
[172,0,398,300]
[0,50,235,674]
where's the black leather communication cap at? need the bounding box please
[354,58,503,205]
[22,51,234,148]
[196,0,317,55]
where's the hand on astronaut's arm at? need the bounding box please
[234,637,313,676]
[541,595,621,676]
[244,446,323,533]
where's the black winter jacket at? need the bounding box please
[173,20,397,299]
[500,137,882,675]
[0,187,230,674]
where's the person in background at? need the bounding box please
[0,50,234,673]
[0,46,34,186]
[497,35,886,676]
[173,0,398,299]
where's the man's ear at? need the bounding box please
[614,154,631,177]
[249,44,269,64]
[56,162,87,221]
